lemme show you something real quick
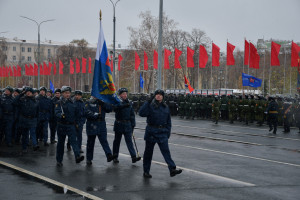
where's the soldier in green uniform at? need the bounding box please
[195,95,201,119]
[190,94,198,120]
[228,95,237,124]
[185,94,192,119]
[199,95,206,119]
[242,95,251,125]
[212,96,221,124]
[220,95,229,120]
[206,95,213,119]
[237,95,244,122]
[178,93,185,118]
[249,95,256,123]
[255,96,264,126]
[277,97,284,126]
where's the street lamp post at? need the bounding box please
[20,16,55,88]
[108,0,121,83]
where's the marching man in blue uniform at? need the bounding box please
[139,89,182,178]
[73,90,86,153]
[13,87,40,152]
[36,86,53,146]
[0,86,15,147]
[55,86,84,166]
[84,97,117,165]
[112,88,141,163]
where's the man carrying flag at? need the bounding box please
[85,11,119,165]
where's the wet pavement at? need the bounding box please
[1,113,300,200]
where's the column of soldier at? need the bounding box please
[129,93,300,135]
[0,86,182,178]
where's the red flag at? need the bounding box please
[153,50,158,69]
[29,64,34,76]
[187,47,194,68]
[118,54,123,71]
[144,51,148,70]
[17,65,21,77]
[164,48,172,69]
[75,58,80,73]
[70,59,74,74]
[291,41,300,67]
[184,75,194,93]
[88,57,92,73]
[59,60,64,74]
[43,62,48,75]
[135,52,141,71]
[53,62,57,75]
[249,43,260,69]
[8,66,13,76]
[110,55,114,72]
[174,48,182,69]
[212,43,220,67]
[199,45,208,68]
[271,41,281,66]
[13,66,17,77]
[82,57,87,73]
[244,40,249,65]
[227,42,235,65]
[34,63,38,76]
[40,64,44,75]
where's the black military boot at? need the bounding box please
[107,154,117,162]
[33,145,40,151]
[269,127,273,132]
[44,142,49,147]
[170,168,183,177]
[132,156,141,163]
[56,162,63,167]
[67,143,71,151]
[76,155,84,163]
[86,160,92,166]
[113,158,119,163]
[273,129,277,134]
[143,172,152,178]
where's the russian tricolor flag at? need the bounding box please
[91,16,120,105]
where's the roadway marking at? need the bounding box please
[168,143,300,168]
[81,143,255,187]
[116,152,255,187]
[0,160,104,200]
[106,133,300,168]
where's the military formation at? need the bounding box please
[129,93,300,135]
[0,86,182,178]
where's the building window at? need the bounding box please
[28,47,32,52]
[22,56,25,61]
[2,46,7,51]
[21,47,25,52]
[13,46,16,51]
[48,49,51,58]
[13,56,16,61]
[28,56,31,61]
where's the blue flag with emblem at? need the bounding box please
[91,17,120,105]
[140,73,144,89]
[242,73,262,87]
[49,80,55,92]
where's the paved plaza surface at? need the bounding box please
[1,113,300,200]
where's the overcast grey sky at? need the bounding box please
[1,0,299,51]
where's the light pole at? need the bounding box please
[20,16,55,88]
[108,0,121,83]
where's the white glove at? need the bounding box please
[94,113,99,116]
